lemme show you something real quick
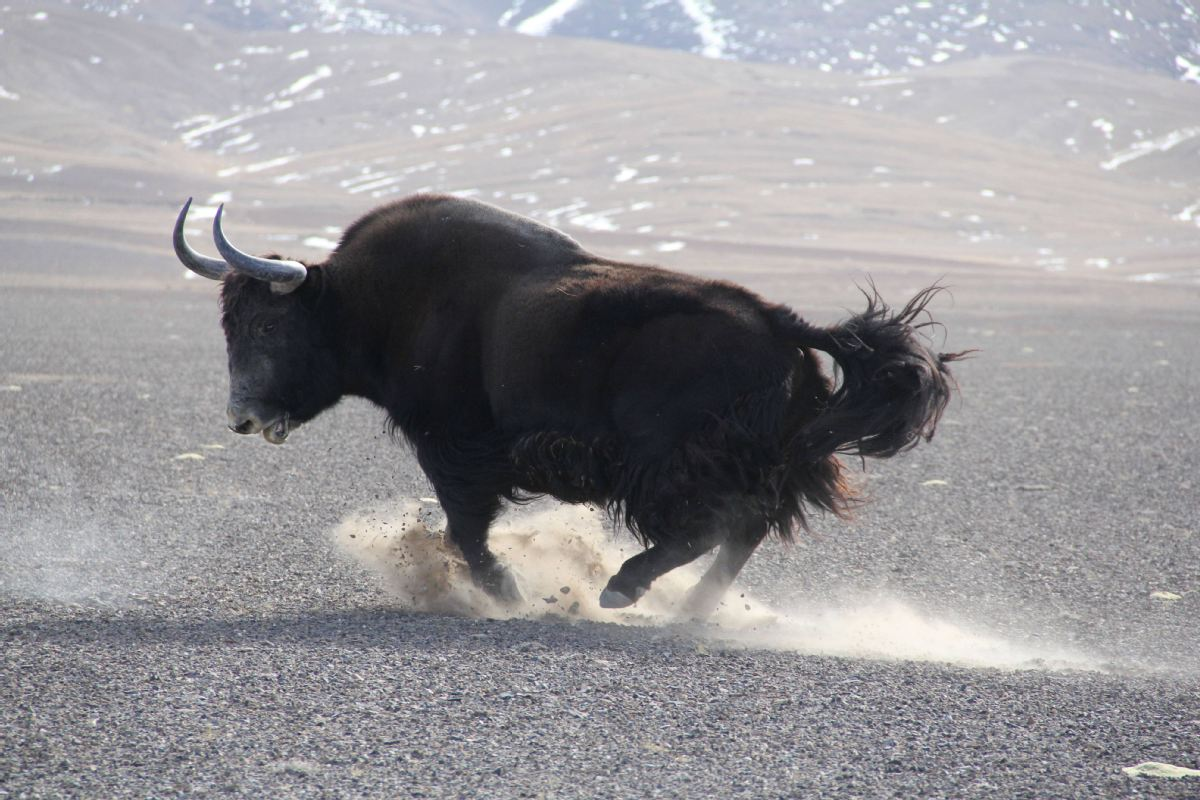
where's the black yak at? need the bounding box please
[173,194,964,616]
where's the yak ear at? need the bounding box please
[295,264,325,307]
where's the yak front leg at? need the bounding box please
[441,497,523,605]
[420,450,523,604]
[680,519,767,620]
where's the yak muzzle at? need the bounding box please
[227,405,291,444]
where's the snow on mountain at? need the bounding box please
[3,0,1198,284]
[47,0,1200,84]
[508,0,584,37]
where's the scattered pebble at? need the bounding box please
[173,453,204,461]
[1122,761,1200,779]
[272,759,321,777]
[1150,591,1182,601]
[921,479,948,487]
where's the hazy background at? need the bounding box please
[2,0,1198,289]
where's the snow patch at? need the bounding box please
[569,212,620,232]
[1100,127,1200,171]
[1091,118,1114,140]
[1177,55,1200,84]
[282,65,333,97]
[1130,270,1200,285]
[367,71,402,87]
[678,0,733,60]
[1174,201,1200,225]
[244,155,300,174]
[515,0,584,37]
[302,236,339,251]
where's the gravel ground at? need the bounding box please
[2,253,1198,798]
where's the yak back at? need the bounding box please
[335,193,586,277]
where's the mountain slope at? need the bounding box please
[1,0,1197,291]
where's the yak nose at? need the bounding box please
[227,406,263,435]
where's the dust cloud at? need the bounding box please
[0,515,158,608]
[334,501,1103,673]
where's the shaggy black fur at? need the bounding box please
[206,193,964,605]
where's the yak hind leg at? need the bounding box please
[599,510,731,609]
[599,540,716,608]
[680,519,768,620]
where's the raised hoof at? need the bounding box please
[474,563,523,606]
[599,587,636,609]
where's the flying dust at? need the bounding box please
[334,501,1103,673]
[0,515,160,609]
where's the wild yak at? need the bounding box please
[173,194,964,616]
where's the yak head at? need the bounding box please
[173,199,341,444]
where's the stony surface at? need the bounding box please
[2,242,1197,799]
[1,5,1198,797]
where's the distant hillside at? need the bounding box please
[42,0,1200,81]
[1,0,1197,291]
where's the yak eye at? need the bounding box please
[258,320,277,335]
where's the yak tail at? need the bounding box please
[772,285,971,463]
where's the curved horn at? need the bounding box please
[174,198,229,280]
[212,204,308,293]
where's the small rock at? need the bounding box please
[1150,591,1183,601]
[1122,762,1200,779]
[272,759,320,777]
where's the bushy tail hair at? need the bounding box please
[772,285,970,463]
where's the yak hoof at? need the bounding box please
[600,575,646,609]
[599,588,635,609]
[475,563,523,606]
